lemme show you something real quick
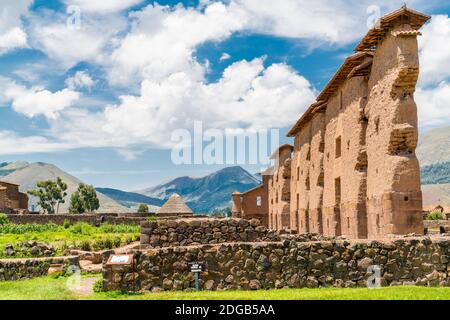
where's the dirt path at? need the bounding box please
[71,277,98,297]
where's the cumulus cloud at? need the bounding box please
[0,78,80,119]
[62,0,144,13]
[0,0,33,54]
[65,71,95,90]
[0,131,72,156]
[46,58,315,151]
[107,2,247,86]
[416,82,450,128]
[418,15,450,86]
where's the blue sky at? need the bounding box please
[0,0,449,191]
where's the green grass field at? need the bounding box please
[2,275,450,300]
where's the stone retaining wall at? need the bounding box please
[103,238,450,292]
[140,218,281,248]
[0,256,79,281]
[6,214,146,225]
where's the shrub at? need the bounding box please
[69,223,94,235]
[63,219,71,229]
[80,240,92,251]
[0,213,8,226]
[0,223,60,234]
[93,279,104,293]
[104,238,113,249]
[427,211,445,221]
[138,203,149,213]
[147,216,157,222]
[113,237,121,248]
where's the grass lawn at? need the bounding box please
[2,275,450,300]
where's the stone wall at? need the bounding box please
[0,256,79,281]
[140,218,280,248]
[104,238,450,292]
[5,214,145,225]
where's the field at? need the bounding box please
[0,222,140,257]
[1,275,450,300]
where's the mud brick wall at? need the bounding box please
[0,256,79,281]
[140,218,281,248]
[104,238,450,292]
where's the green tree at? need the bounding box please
[69,183,100,214]
[27,177,68,214]
[137,203,149,213]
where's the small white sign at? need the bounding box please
[110,255,130,264]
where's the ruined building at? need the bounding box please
[233,7,429,238]
[0,181,28,214]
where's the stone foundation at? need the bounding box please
[103,237,450,292]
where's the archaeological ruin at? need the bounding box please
[0,181,28,214]
[232,7,430,239]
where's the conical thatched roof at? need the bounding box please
[157,193,193,217]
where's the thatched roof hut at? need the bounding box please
[157,193,194,217]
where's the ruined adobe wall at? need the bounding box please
[365,24,423,237]
[292,122,312,234]
[0,256,79,281]
[103,238,450,292]
[268,150,291,231]
[240,182,269,227]
[308,113,326,234]
[140,218,280,248]
[324,76,369,239]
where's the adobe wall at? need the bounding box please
[140,218,280,248]
[322,76,369,239]
[103,238,450,292]
[0,182,28,210]
[0,256,79,281]
[292,122,312,234]
[268,149,292,231]
[365,24,423,237]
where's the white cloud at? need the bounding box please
[47,58,315,151]
[417,82,450,128]
[0,131,71,156]
[62,0,144,13]
[0,78,80,119]
[418,15,450,86]
[0,0,33,54]
[0,27,27,54]
[65,71,95,90]
[27,10,127,69]
[106,2,247,86]
[220,53,231,61]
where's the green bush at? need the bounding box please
[0,223,60,234]
[93,279,104,293]
[80,240,91,251]
[104,238,113,249]
[147,216,157,222]
[0,213,8,226]
[113,237,121,248]
[69,223,94,235]
[63,219,71,229]
[427,211,445,221]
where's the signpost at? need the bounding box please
[188,262,205,291]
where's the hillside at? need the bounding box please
[421,162,450,185]
[417,126,450,166]
[137,166,261,213]
[0,161,29,177]
[2,162,131,213]
[95,188,163,211]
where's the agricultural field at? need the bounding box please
[0,216,140,258]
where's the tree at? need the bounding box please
[138,203,149,213]
[27,177,68,214]
[69,183,100,214]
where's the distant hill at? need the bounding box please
[417,126,450,166]
[2,162,131,213]
[422,183,450,209]
[0,161,29,177]
[137,166,261,213]
[95,188,163,211]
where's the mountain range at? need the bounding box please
[1,162,131,213]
